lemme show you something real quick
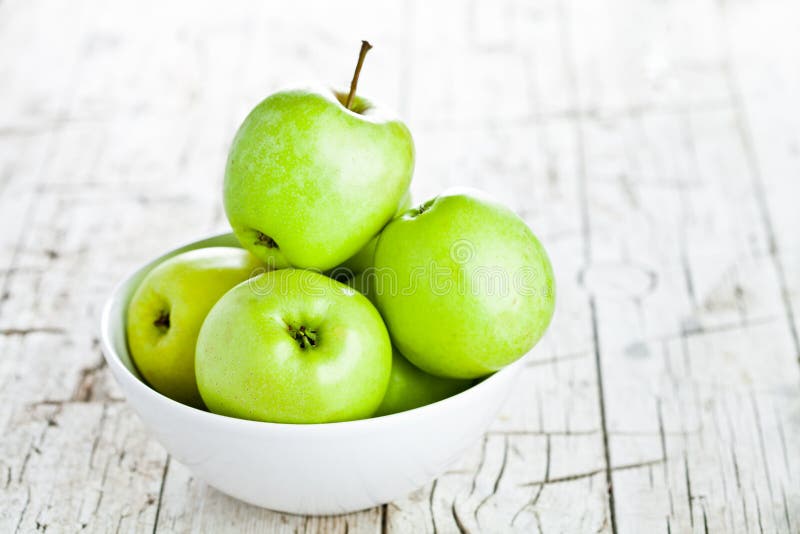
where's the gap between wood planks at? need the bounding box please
[557,0,619,531]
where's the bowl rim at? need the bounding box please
[100,232,525,433]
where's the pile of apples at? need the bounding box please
[126,43,555,423]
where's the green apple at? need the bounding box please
[224,86,414,271]
[342,270,472,416]
[334,189,412,276]
[375,348,472,417]
[126,247,264,408]
[195,269,392,423]
[373,188,556,379]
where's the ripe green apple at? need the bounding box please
[195,269,392,423]
[374,348,472,417]
[373,188,556,379]
[335,189,412,276]
[224,88,414,271]
[341,270,472,416]
[126,247,264,408]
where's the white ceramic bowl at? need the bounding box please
[100,233,524,515]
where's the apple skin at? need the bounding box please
[195,269,392,423]
[334,190,413,276]
[373,188,556,379]
[374,348,472,417]
[126,247,264,408]
[342,271,472,416]
[224,88,414,271]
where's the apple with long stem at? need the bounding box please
[224,41,414,271]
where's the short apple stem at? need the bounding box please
[345,40,372,110]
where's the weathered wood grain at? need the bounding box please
[562,1,800,533]
[1,0,798,532]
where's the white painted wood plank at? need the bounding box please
[156,460,383,534]
[0,401,167,533]
[722,0,800,370]
[562,1,800,533]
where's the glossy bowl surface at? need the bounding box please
[100,233,523,515]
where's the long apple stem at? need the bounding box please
[346,40,372,110]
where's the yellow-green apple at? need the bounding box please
[195,269,392,423]
[373,188,556,379]
[374,348,472,417]
[126,247,264,408]
[224,44,414,271]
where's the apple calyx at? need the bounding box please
[153,309,170,333]
[345,40,372,111]
[255,231,279,249]
[288,325,318,349]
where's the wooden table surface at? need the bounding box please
[2,0,799,532]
